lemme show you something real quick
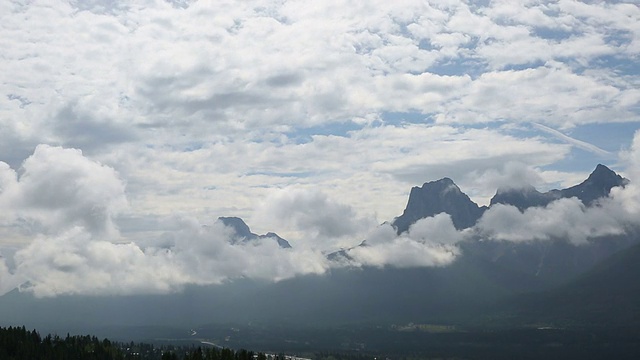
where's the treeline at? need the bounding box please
[163,347,279,360]
[0,326,283,360]
[0,326,124,359]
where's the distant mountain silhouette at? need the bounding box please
[560,164,628,205]
[218,216,292,248]
[392,165,626,236]
[490,164,627,210]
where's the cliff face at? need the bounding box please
[392,177,486,234]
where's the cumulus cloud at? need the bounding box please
[0,0,639,298]
[607,132,640,221]
[5,131,640,297]
[254,188,376,249]
[0,146,335,297]
[474,130,640,245]
[0,145,467,297]
[0,145,127,238]
[470,161,545,192]
[12,220,330,298]
[346,214,462,268]
[475,198,625,245]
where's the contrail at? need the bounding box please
[532,123,612,157]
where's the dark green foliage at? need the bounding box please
[0,326,265,360]
[0,325,125,360]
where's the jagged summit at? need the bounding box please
[561,164,627,205]
[392,177,486,234]
[393,164,627,235]
[219,216,253,239]
[490,164,627,210]
[217,217,292,248]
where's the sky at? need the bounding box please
[0,0,639,297]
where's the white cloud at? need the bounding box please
[4,129,640,297]
[346,215,461,268]
[10,215,332,298]
[254,188,376,250]
[405,213,464,246]
[475,198,625,245]
[0,145,127,238]
[470,161,545,192]
[609,131,640,220]
[0,0,638,297]
[474,130,640,245]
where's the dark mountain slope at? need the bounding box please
[490,237,640,328]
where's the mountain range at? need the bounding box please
[1,164,638,339]
[393,163,627,233]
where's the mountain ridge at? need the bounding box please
[393,164,627,234]
[392,177,487,234]
[218,216,292,248]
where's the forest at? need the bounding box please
[0,326,276,360]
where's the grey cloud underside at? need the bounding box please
[53,104,137,151]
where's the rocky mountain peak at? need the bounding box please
[559,164,627,206]
[393,164,627,235]
[218,216,253,239]
[489,164,626,211]
[392,178,485,234]
[217,217,292,248]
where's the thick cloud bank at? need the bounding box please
[0,146,452,297]
[13,221,329,297]
[255,188,376,250]
[3,130,640,297]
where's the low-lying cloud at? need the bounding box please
[254,187,376,250]
[474,132,640,245]
[3,131,640,297]
[12,221,330,298]
[475,198,625,245]
[346,214,461,268]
